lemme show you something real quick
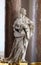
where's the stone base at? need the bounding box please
[0,61,41,65]
[18,63,28,65]
[0,63,8,65]
[0,61,28,65]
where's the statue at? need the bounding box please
[1,8,34,63]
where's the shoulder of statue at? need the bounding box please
[25,16,34,24]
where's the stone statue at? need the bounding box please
[1,8,34,63]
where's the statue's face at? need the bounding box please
[20,8,26,16]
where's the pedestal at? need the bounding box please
[0,61,28,65]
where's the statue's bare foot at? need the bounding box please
[21,59,26,62]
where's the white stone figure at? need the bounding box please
[9,8,34,62]
[2,8,34,63]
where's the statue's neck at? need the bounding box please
[18,13,25,18]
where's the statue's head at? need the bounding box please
[17,8,27,18]
[20,8,27,16]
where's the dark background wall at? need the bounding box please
[37,0,41,61]
[5,0,21,57]
[5,0,41,62]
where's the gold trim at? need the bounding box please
[0,61,28,65]
[30,62,41,65]
[0,63,9,65]
[1,61,41,65]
